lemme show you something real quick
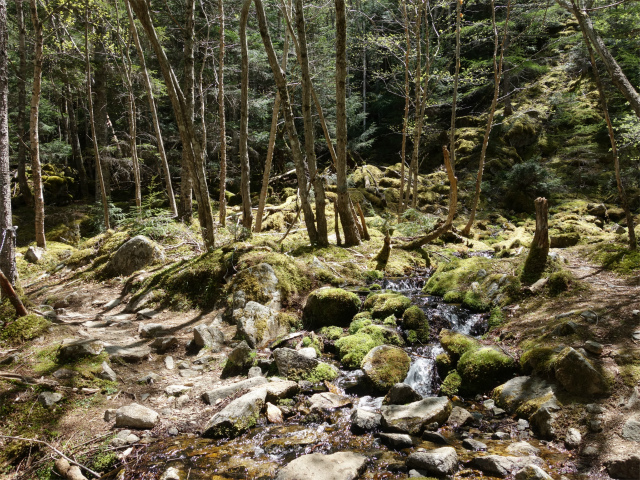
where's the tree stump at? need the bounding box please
[522,197,549,284]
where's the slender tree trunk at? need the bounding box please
[179,0,196,221]
[335,0,360,246]
[450,0,461,170]
[86,4,110,231]
[93,24,111,202]
[398,0,410,217]
[255,0,318,243]
[127,88,142,208]
[125,0,176,216]
[462,0,510,236]
[503,35,512,117]
[522,197,549,283]
[218,0,228,226]
[0,0,17,284]
[239,0,253,230]
[128,0,216,249]
[29,0,46,248]
[295,0,328,245]
[255,2,290,233]
[16,0,33,207]
[67,92,88,198]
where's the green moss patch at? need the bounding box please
[439,329,481,365]
[319,326,344,341]
[303,287,362,329]
[440,370,462,396]
[363,292,412,319]
[1,314,50,345]
[457,347,517,395]
[402,306,430,343]
[335,332,382,368]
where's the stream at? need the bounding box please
[113,274,581,480]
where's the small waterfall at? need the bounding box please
[404,345,444,397]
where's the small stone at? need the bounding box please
[150,336,178,353]
[448,406,473,428]
[582,445,600,456]
[514,464,553,480]
[103,298,122,309]
[164,356,175,370]
[462,438,487,451]
[565,428,582,449]
[137,308,160,319]
[350,409,382,433]
[506,441,540,456]
[586,404,605,414]
[633,310,640,316]
[492,431,510,440]
[165,385,191,396]
[378,433,414,449]
[517,419,530,431]
[0,354,18,365]
[53,368,76,379]
[104,409,117,422]
[298,347,318,359]
[176,395,190,408]
[633,330,640,341]
[38,392,63,407]
[406,447,458,476]
[140,393,150,401]
[138,323,165,338]
[179,369,200,378]
[25,246,45,264]
[422,431,450,445]
[622,418,640,442]
[483,399,495,409]
[167,427,179,436]
[248,366,263,378]
[266,402,284,424]
[580,310,598,323]
[309,392,352,412]
[588,419,603,433]
[383,383,422,406]
[138,373,160,384]
[99,362,118,382]
[159,467,182,480]
[115,403,159,429]
[492,407,507,416]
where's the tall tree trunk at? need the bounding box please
[295,0,328,245]
[449,0,461,171]
[502,35,512,117]
[16,0,33,207]
[335,0,360,246]
[93,24,111,202]
[580,31,637,250]
[125,0,177,216]
[29,0,46,248]
[522,197,549,283]
[128,0,216,249]
[462,0,510,236]
[0,0,16,284]
[218,0,228,226]
[239,0,253,231]
[398,0,410,217]
[86,4,110,231]
[254,0,318,244]
[179,0,195,221]
[126,84,142,208]
[66,92,88,198]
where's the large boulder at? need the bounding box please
[363,292,412,319]
[406,447,458,476]
[554,347,611,395]
[273,348,338,382]
[193,323,224,350]
[361,345,411,392]
[231,263,282,311]
[103,235,165,277]
[115,403,159,429]
[275,452,367,480]
[456,347,517,394]
[203,388,267,438]
[221,341,255,378]
[468,455,544,478]
[302,288,361,329]
[235,302,297,348]
[380,396,452,434]
[605,453,640,479]
[402,306,430,343]
[493,376,557,414]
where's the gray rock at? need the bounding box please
[273,347,338,382]
[165,385,191,396]
[555,347,611,395]
[38,391,63,407]
[448,406,473,428]
[462,438,487,451]
[138,373,160,384]
[0,354,18,365]
[104,409,116,422]
[361,345,411,392]
[589,418,603,433]
[492,431,510,440]
[125,290,157,313]
[506,441,540,456]
[351,409,381,433]
[103,298,122,309]
[517,419,530,431]
[203,388,267,438]
[235,301,291,348]
[383,383,422,405]
[422,431,450,444]
[275,452,367,480]
[221,341,255,378]
[167,427,179,436]
[248,366,263,378]
[159,467,182,480]
[164,356,175,370]
[106,345,151,363]
[469,455,544,478]
[380,396,452,434]
[231,263,282,311]
[298,347,318,359]
[493,376,556,414]
[553,321,578,336]
[309,392,352,412]
[179,369,199,378]
[53,368,76,379]
[583,341,603,355]
[103,235,165,277]
[582,445,600,456]
[406,447,458,476]
[622,418,640,442]
[99,361,117,382]
[565,428,582,449]
[587,203,607,217]
[193,324,224,351]
[586,403,605,414]
[625,387,640,410]
[605,453,640,479]
[137,308,160,319]
[138,323,166,338]
[25,246,45,264]
[201,377,269,404]
[150,336,178,353]
[530,403,560,439]
[514,464,553,480]
[59,338,104,360]
[379,433,414,449]
[115,403,159,429]
[261,380,300,403]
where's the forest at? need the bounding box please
[0,0,639,478]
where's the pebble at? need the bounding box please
[462,438,487,451]
[517,419,530,431]
[584,341,603,355]
[167,427,179,436]
[38,391,63,407]
[164,356,175,370]
[492,431,510,440]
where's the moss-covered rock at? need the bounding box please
[1,314,50,345]
[319,326,344,341]
[402,306,430,343]
[439,329,481,365]
[363,292,412,319]
[361,345,411,392]
[349,311,374,334]
[520,347,558,376]
[456,347,517,395]
[440,371,462,397]
[554,347,611,396]
[335,332,381,368]
[547,270,574,295]
[435,353,453,379]
[303,288,361,329]
[550,232,580,248]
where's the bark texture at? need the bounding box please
[522,197,549,283]
[16,0,33,206]
[218,0,228,226]
[239,0,253,230]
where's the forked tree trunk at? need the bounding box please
[239,0,253,230]
[522,197,549,283]
[85,4,110,231]
[125,0,177,216]
[29,0,46,248]
[335,0,360,246]
[16,0,33,206]
[255,0,318,244]
[218,0,228,226]
[462,0,510,236]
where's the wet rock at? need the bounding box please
[248,366,263,378]
[115,403,159,429]
[103,235,165,277]
[506,441,540,456]
[275,452,367,480]
[564,428,582,449]
[514,464,553,480]
[193,324,224,351]
[364,292,412,319]
[203,388,267,438]
[150,336,178,353]
[406,447,458,476]
[159,467,182,480]
[361,345,411,392]
[25,246,45,264]
[469,455,544,478]
[302,287,362,329]
[165,385,191,396]
[59,338,104,360]
[379,433,414,449]
[448,406,473,428]
[38,391,63,407]
[138,323,166,338]
[462,438,487,451]
[235,301,294,349]
[201,377,269,405]
[383,383,422,405]
[351,409,382,433]
[422,431,450,444]
[555,347,610,395]
[99,362,117,382]
[622,418,640,442]
[380,396,452,434]
[298,347,317,359]
[309,392,352,412]
[605,453,640,479]
[266,402,283,424]
[273,347,338,382]
[231,263,282,311]
[221,341,255,378]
